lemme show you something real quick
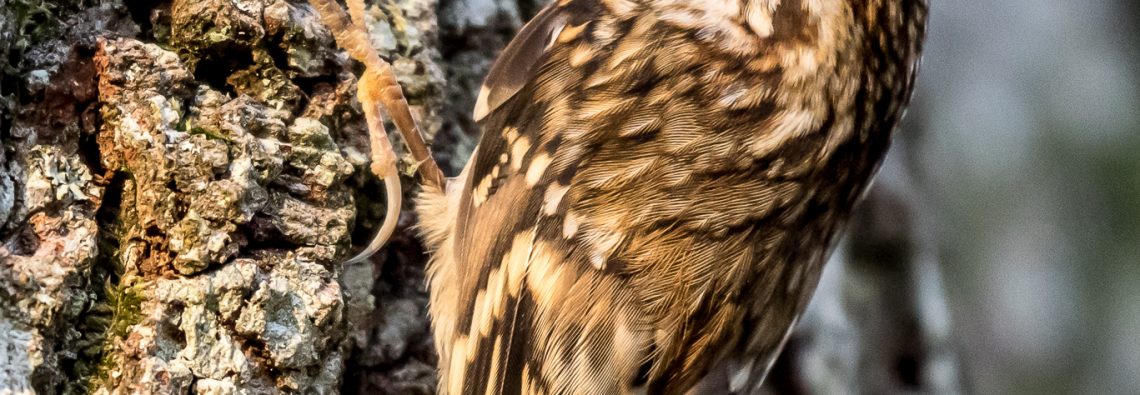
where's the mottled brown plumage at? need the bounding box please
[357,0,926,394]
[416,1,928,393]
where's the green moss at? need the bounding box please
[60,173,142,395]
[65,241,145,394]
[3,0,58,66]
[83,280,146,394]
[184,118,230,141]
[1,0,63,114]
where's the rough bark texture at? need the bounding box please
[0,0,443,393]
[0,0,961,394]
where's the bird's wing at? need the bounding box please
[445,3,650,393]
[439,1,820,394]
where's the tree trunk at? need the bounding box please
[0,1,962,394]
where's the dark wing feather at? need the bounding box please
[473,4,569,121]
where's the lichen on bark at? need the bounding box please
[87,34,357,392]
[3,0,443,393]
[1,0,133,392]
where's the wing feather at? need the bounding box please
[445,2,662,393]
[449,0,752,391]
[473,5,567,122]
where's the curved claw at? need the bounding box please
[309,0,441,264]
[344,70,402,265]
[344,172,402,264]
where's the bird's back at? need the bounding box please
[416,1,927,394]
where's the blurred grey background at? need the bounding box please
[905,1,1139,394]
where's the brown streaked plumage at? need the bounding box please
[413,0,928,394]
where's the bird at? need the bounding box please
[312,0,928,393]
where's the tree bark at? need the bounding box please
[0,1,962,394]
[1,0,444,393]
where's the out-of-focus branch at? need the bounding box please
[764,142,965,394]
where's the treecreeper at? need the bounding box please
[310,0,927,393]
